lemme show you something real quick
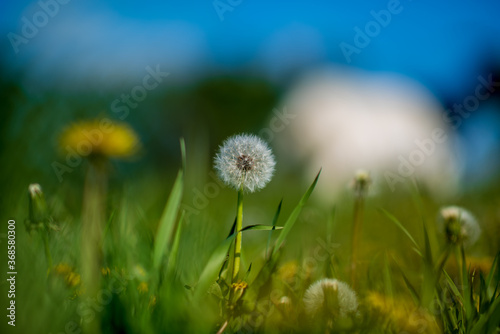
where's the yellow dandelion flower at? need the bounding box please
[365,291,440,333]
[54,263,72,275]
[231,281,248,302]
[149,295,157,309]
[66,272,81,287]
[467,256,493,275]
[447,256,493,278]
[59,119,140,159]
[53,263,81,288]
[137,282,149,294]
[101,267,111,276]
[277,261,298,284]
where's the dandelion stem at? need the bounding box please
[232,186,244,283]
[350,195,364,288]
[454,245,465,297]
[81,159,107,334]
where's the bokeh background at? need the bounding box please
[2,0,500,195]
[1,1,500,332]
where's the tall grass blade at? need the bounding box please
[152,139,185,270]
[272,169,321,257]
[378,208,421,256]
[266,199,282,259]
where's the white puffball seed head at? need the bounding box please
[303,278,358,321]
[214,134,276,193]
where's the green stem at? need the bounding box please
[454,246,464,292]
[231,186,244,283]
[81,160,107,334]
[350,196,364,288]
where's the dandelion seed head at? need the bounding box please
[351,169,371,197]
[214,134,276,193]
[303,278,358,320]
[438,206,481,247]
[29,183,43,197]
[277,296,293,314]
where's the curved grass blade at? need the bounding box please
[392,255,419,304]
[266,199,283,259]
[470,295,500,334]
[272,169,321,257]
[194,234,236,300]
[378,208,422,257]
[166,210,185,278]
[486,252,499,295]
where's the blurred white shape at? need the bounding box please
[276,67,460,200]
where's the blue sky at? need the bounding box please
[2,0,500,99]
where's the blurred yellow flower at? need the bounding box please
[60,119,140,159]
[447,256,493,278]
[149,295,157,309]
[277,260,298,284]
[101,267,111,276]
[231,281,248,302]
[365,291,440,333]
[53,263,81,288]
[137,282,149,294]
[467,256,493,275]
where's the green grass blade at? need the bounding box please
[166,210,185,278]
[470,294,500,334]
[486,252,499,294]
[266,199,283,259]
[272,169,321,257]
[378,208,421,256]
[180,137,186,171]
[194,234,236,300]
[101,209,115,247]
[422,223,433,265]
[244,263,252,281]
[392,255,420,304]
[443,270,465,308]
[383,253,393,298]
[152,141,185,270]
[240,224,284,232]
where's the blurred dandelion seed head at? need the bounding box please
[214,134,275,193]
[438,206,481,246]
[59,120,140,159]
[277,296,293,314]
[303,278,358,320]
[28,183,43,197]
[351,169,371,197]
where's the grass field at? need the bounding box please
[1,113,499,334]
